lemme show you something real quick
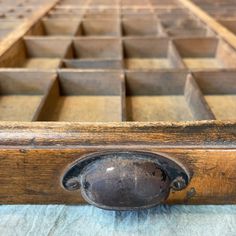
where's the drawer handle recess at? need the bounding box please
[62,151,190,210]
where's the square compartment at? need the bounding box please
[77,19,120,36]
[121,0,150,6]
[122,18,161,36]
[121,8,153,15]
[193,71,236,120]
[150,0,179,6]
[67,38,122,60]
[155,9,191,18]
[125,71,194,121]
[0,70,54,121]
[39,71,123,122]
[0,37,71,69]
[173,38,236,69]
[164,27,209,37]
[46,7,84,18]
[123,37,184,70]
[90,0,119,6]
[57,0,87,5]
[28,19,80,36]
[161,18,209,37]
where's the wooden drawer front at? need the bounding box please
[0,0,236,208]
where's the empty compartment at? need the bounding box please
[28,19,80,36]
[173,37,236,69]
[123,38,184,70]
[121,8,153,15]
[165,27,209,37]
[160,18,209,37]
[193,70,236,120]
[46,7,85,18]
[0,37,71,69]
[0,70,54,121]
[156,9,191,19]
[122,18,161,36]
[39,71,123,122]
[125,71,194,121]
[77,19,120,36]
[150,0,179,6]
[121,0,150,6]
[63,38,122,69]
[90,0,119,6]
[84,8,119,19]
[58,0,88,5]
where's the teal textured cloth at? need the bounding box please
[0,205,235,236]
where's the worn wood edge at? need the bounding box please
[0,120,235,147]
[178,0,236,50]
[0,0,60,57]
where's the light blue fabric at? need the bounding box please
[0,205,236,236]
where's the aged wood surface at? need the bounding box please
[0,121,235,147]
[0,0,60,57]
[0,0,235,206]
[0,146,236,204]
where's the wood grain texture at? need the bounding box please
[0,0,236,206]
[0,147,236,204]
[0,121,234,147]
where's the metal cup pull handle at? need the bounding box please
[62,151,190,210]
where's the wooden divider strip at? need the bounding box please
[178,0,236,50]
[184,74,216,120]
[32,78,59,121]
[0,0,60,57]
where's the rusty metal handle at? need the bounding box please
[62,151,190,210]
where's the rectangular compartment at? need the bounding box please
[58,0,88,5]
[46,7,85,18]
[160,17,209,37]
[63,38,122,69]
[0,70,54,121]
[123,37,184,70]
[121,8,153,15]
[193,70,236,120]
[38,71,123,122]
[84,8,119,19]
[121,0,150,6]
[173,37,236,69]
[122,18,162,36]
[28,19,80,36]
[150,0,179,6]
[155,8,191,18]
[71,38,122,59]
[77,19,120,36]
[90,0,119,6]
[125,71,194,121]
[0,37,71,69]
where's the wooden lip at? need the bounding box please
[0,120,235,147]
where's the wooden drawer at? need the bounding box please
[0,0,236,210]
